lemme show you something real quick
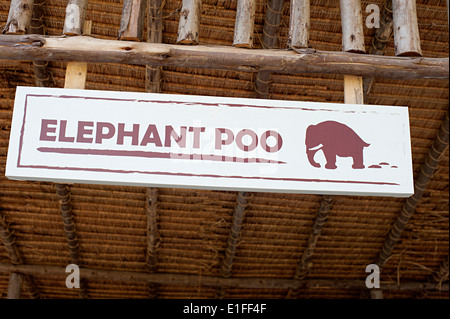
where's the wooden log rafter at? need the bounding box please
[340,0,365,53]
[119,0,146,41]
[29,0,54,88]
[146,0,164,93]
[145,187,160,298]
[0,262,447,292]
[255,0,284,99]
[144,1,163,298]
[288,0,310,49]
[375,111,449,270]
[55,183,88,298]
[233,0,256,48]
[216,191,249,298]
[392,0,422,56]
[0,35,446,79]
[63,0,87,36]
[286,195,333,299]
[2,0,34,35]
[363,0,393,101]
[177,0,201,44]
[0,215,40,298]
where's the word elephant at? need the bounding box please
[305,121,370,169]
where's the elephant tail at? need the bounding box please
[362,141,370,148]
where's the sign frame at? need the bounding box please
[6,86,414,197]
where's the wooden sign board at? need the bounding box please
[6,87,414,197]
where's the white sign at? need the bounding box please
[6,87,414,197]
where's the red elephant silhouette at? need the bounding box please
[305,121,370,169]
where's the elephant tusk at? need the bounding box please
[308,144,323,151]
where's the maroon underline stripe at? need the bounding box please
[16,164,400,186]
[37,147,286,164]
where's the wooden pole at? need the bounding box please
[341,0,365,105]
[216,191,249,298]
[119,0,147,41]
[0,262,448,292]
[177,0,201,44]
[7,272,22,299]
[63,0,87,36]
[146,0,164,93]
[0,35,448,80]
[344,75,364,104]
[392,0,422,56]
[2,0,34,34]
[145,187,160,298]
[64,21,92,89]
[29,0,54,88]
[233,0,256,48]
[288,0,310,49]
[340,0,365,53]
[286,195,332,299]
[255,0,284,99]
[363,1,393,102]
[262,0,284,49]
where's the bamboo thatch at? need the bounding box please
[0,0,448,299]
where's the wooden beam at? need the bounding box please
[2,0,34,34]
[286,195,332,298]
[392,0,422,56]
[344,74,364,104]
[119,0,146,41]
[216,191,249,298]
[29,0,54,88]
[177,0,201,44]
[0,262,447,292]
[145,187,160,298]
[63,0,87,36]
[146,0,164,93]
[145,188,159,273]
[144,2,163,297]
[363,0,393,101]
[0,35,447,80]
[340,0,365,53]
[262,0,284,49]
[255,0,284,99]
[233,0,256,48]
[288,0,310,49]
[55,184,80,263]
[375,111,449,269]
[64,20,91,89]
[7,272,22,299]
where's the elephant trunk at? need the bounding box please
[306,147,321,168]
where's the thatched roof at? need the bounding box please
[0,0,448,299]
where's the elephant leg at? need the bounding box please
[352,148,365,169]
[323,149,337,169]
